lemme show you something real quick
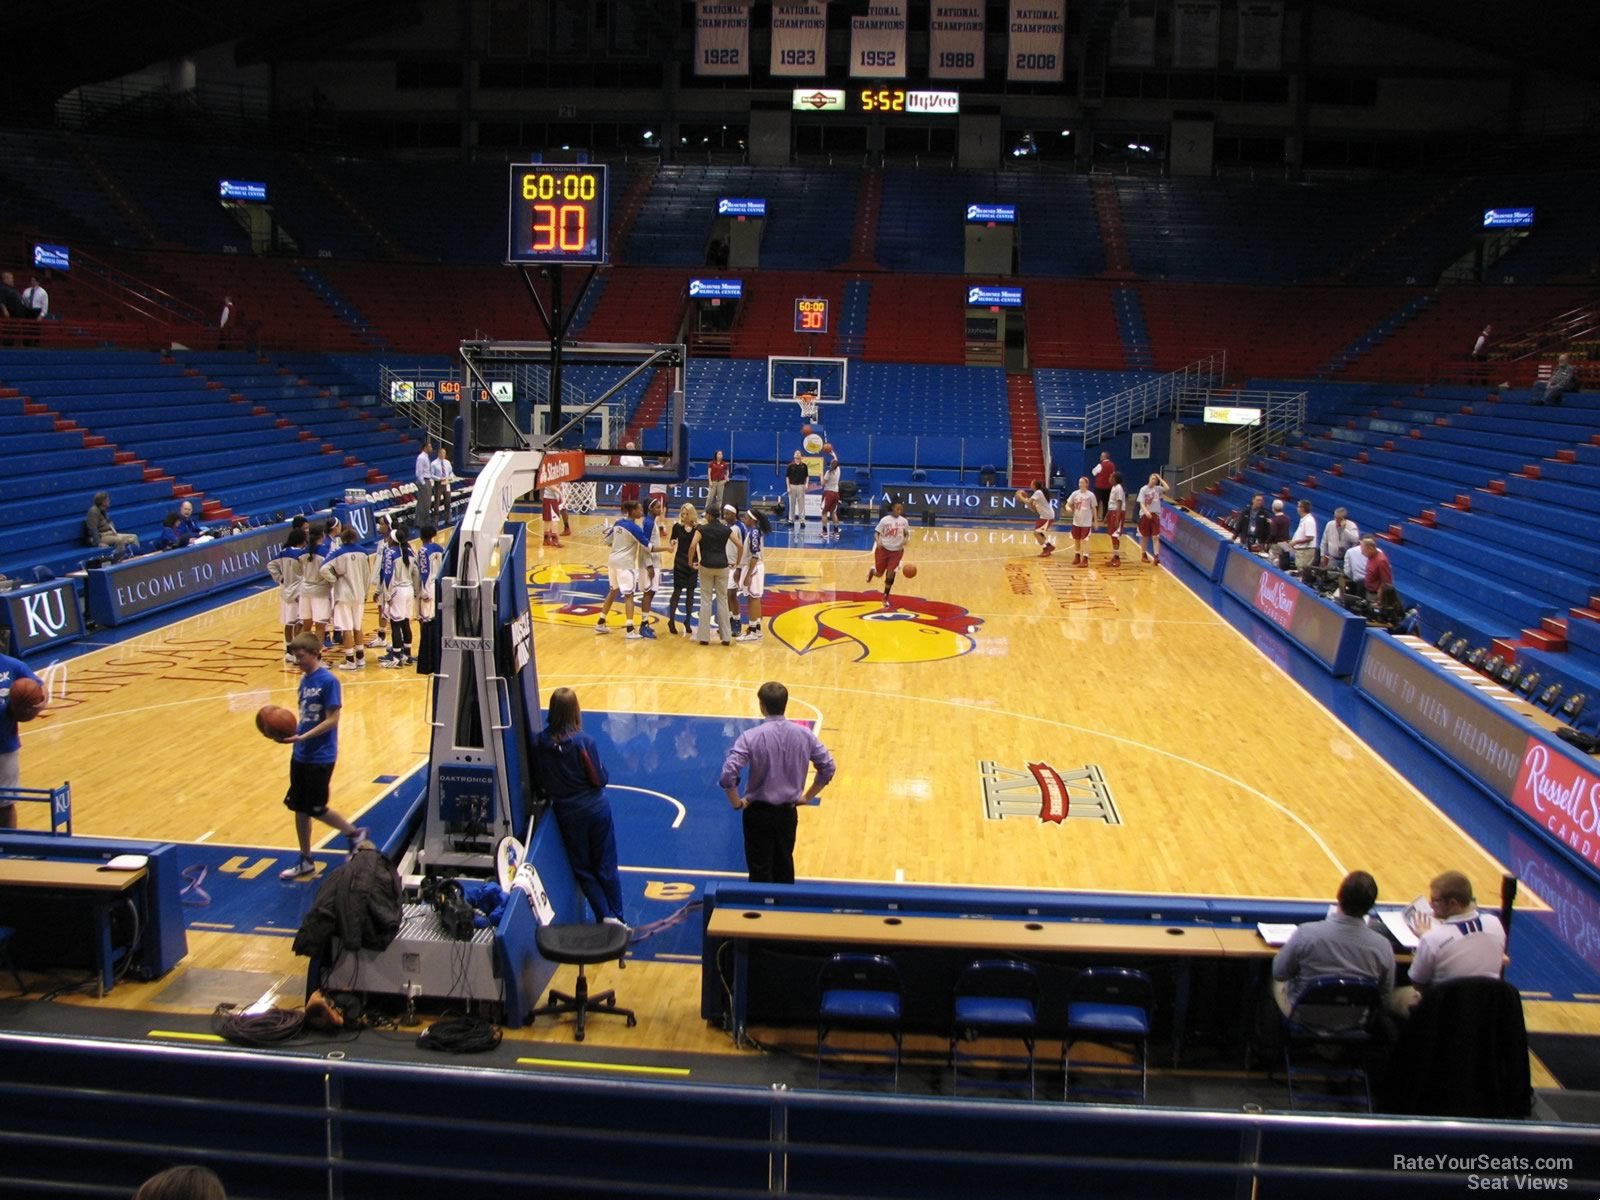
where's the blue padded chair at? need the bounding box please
[817,953,902,1092]
[951,959,1039,1099]
[1064,967,1153,1103]
[31,565,54,582]
[1281,974,1381,1112]
[0,926,24,993]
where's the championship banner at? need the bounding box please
[851,1,907,79]
[694,0,750,76]
[930,1,986,81]
[1006,0,1065,82]
[1235,0,1283,71]
[1172,0,1220,69]
[770,0,827,77]
[1108,0,1155,66]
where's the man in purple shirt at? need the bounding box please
[718,681,836,883]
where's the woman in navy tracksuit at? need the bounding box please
[533,687,626,928]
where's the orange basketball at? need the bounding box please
[8,677,46,722]
[800,424,813,435]
[256,704,298,741]
[822,443,834,454]
[902,563,918,579]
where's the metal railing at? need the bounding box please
[376,360,628,453]
[1052,351,1227,448]
[1166,387,1308,499]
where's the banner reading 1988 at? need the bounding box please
[930,2,986,80]
[695,0,750,76]
[1008,0,1065,82]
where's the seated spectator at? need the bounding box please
[1531,353,1579,406]
[175,499,206,541]
[1320,506,1360,567]
[1272,869,1395,1015]
[156,512,189,551]
[1267,499,1291,562]
[84,491,140,553]
[1290,499,1317,572]
[1232,494,1270,548]
[1341,538,1370,590]
[0,271,32,319]
[1391,871,1507,1015]
[1361,535,1392,597]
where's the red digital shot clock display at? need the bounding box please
[507,163,609,265]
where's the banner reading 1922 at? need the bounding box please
[694,0,750,76]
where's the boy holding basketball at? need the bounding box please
[277,633,366,880]
[0,653,46,829]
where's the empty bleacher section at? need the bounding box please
[0,129,144,247]
[0,349,421,579]
[1138,284,1412,377]
[1025,281,1126,370]
[713,271,846,359]
[861,275,967,364]
[315,261,543,354]
[623,165,858,269]
[1189,380,1600,652]
[577,268,693,345]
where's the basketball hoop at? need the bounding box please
[563,481,598,515]
[797,392,820,425]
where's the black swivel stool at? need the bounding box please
[527,923,636,1041]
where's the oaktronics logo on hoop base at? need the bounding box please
[980,761,1122,825]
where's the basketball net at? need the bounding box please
[562,481,598,515]
[797,392,820,424]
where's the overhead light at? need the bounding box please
[642,130,654,140]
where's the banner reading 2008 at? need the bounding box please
[930,2,986,80]
[694,0,750,76]
[770,0,827,77]
[1008,0,1065,82]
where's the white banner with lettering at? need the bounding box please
[851,1,908,79]
[770,0,826,77]
[1007,0,1066,82]
[930,2,986,81]
[1235,0,1283,71]
[694,0,750,76]
[1109,0,1155,66]
[1172,0,1220,69]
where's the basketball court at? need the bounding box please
[7,508,1594,1078]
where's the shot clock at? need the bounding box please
[507,163,609,265]
[794,297,830,334]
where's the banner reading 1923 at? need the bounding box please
[929,2,986,80]
[695,0,750,76]
[1008,0,1065,82]
[851,0,907,79]
[770,0,827,77]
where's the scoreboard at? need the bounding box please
[794,297,829,334]
[792,88,960,114]
[507,163,609,265]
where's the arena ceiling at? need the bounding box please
[4,0,1598,118]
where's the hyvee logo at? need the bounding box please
[1254,573,1298,630]
[21,588,70,639]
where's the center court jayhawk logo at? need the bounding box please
[526,564,981,664]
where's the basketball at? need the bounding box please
[8,677,46,721]
[256,704,298,741]
[800,423,813,435]
[902,563,918,579]
[822,443,834,454]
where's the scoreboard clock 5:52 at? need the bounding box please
[507,163,609,265]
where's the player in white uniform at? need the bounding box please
[634,497,672,639]
[596,500,653,639]
[819,453,842,542]
[1136,473,1170,565]
[1105,473,1128,567]
[735,509,771,641]
[268,527,308,662]
[1016,480,1057,557]
[867,501,910,607]
[1066,476,1096,566]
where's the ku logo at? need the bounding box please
[980,760,1122,825]
[346,508,371,539]
[22,587,70,639]
[526,565,981,665]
